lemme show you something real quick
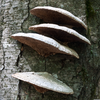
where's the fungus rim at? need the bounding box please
[30,6,87,29]
[29,23,91,45]
[12,72,74,94]
[11,33,79,58]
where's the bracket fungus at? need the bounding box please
[29,23,91,45]
[11,33,79,58]
[12,72,74,94]
[10,6,91,98]
[30,6,87,29]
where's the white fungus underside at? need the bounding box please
[33,6,87,29]
[12,33,79,58]
[12,72,74,94]
[29,24,91,45]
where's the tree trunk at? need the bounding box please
[0,0,100,100]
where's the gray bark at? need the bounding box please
[0,0,100,100]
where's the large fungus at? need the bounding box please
[29,24,91,45]
[12,72,74,94]
[11,33,79,58]
[30,6,87,29]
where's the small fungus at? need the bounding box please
[29,23,91,45]
[12,72,74,94]
[30,6,87,29]
[11,33,79,58]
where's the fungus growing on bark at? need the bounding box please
[29,24,91,45]
[12,72,74,94]
[30,6,87,29]
[11,33,79,58]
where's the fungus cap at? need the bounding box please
[29,24,91,45]
[30,6,87,29]
[11,33,79,58]
[12,72,74,94]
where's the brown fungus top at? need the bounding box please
[30,6,87,29]
[11,33,79,58]
[12,72,74,94]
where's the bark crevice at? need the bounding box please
[16,44,24,67]
[0,44,5,71]
[17,80,22,100]
[16,1,31,98]
[21,0,30,33]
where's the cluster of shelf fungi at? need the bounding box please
[12,6,91,95]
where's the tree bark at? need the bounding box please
[0,0,100,100]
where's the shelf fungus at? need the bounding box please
[29,23,91,45]
[11,33,79,58]
[30,6,87,29]
[12,72,74,94]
